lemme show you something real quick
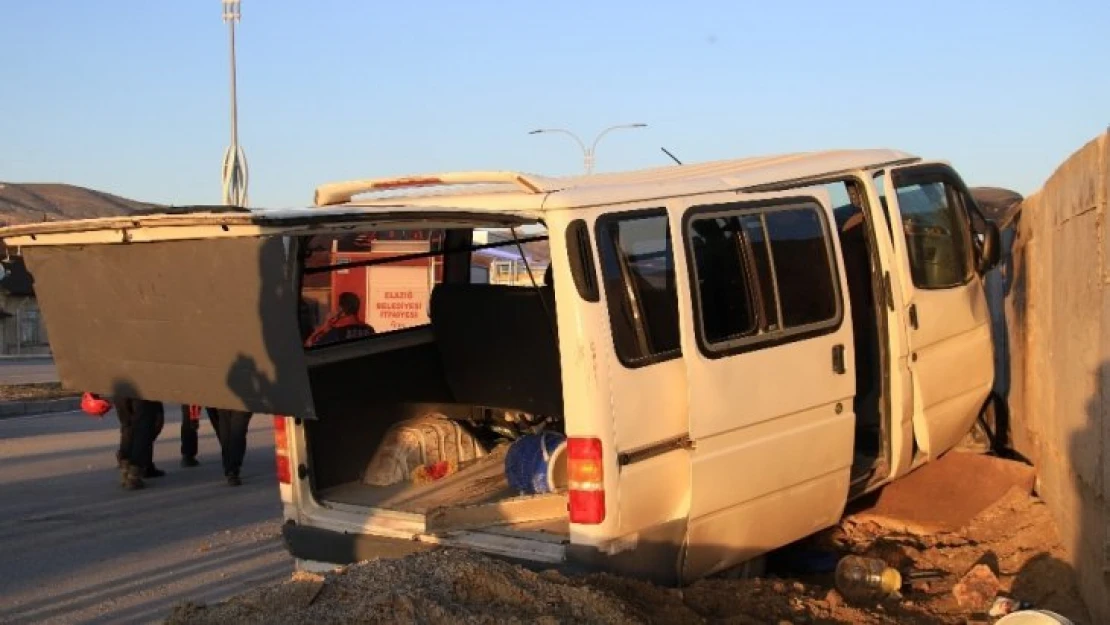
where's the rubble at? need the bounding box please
[166,481,1090,625]
[952,564,1001,609]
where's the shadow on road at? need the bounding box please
[0,409,289,624]
[7,538,285,623]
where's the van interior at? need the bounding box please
[298,227,572,536]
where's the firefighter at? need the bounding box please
[305,291,375,347]
[179,403,252,485]
[206,407,253,486]
[180,404,203,467]
[112,396,165,490]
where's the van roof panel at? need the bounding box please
[339,149,919,210]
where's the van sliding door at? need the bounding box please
[673,190,855,581]
[25,236,317,417]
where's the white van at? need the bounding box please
[1,150,1001,583]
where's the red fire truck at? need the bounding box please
[301,229,547,335]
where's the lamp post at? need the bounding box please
[221,0,249,207]
[528,123,647,174]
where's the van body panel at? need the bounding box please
[608,358,689,455]
[681,467,850,581]
[23,237,316,416]
[908,320,994,452]
[669,190,855,576]
[881,164,994,458]
[613,449,691,539]
[684,405,853,520]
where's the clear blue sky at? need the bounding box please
[2,1,1107,207]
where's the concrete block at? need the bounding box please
[1048,213,1102,492]
[1021,132,1110,625]
[1044,134,1104,225]
[1101,134,1110,283]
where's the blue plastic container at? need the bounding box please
[504,432,567,495]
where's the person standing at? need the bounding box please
[305,291,375,347]
[180,404,203,468]
[113,397,165,490]
[207,407,253,486]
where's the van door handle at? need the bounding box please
[908,304,919,330]
[832,344,846,375]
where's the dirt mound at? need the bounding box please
[166,547,899,625]
[167,487,1089,625]
[166,550,636,625]
[826,486,1089,623]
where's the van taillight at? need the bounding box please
[273,416,291,485]
[567,437,605,524]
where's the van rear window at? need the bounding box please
[299,228,549,349]
[595,210,681,367]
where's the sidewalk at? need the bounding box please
[0,396,80,419]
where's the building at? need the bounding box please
[0,254,49,355]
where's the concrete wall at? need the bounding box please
[1007,132,1110,622]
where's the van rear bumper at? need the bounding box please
[281,520,433,565]
[282,518,685,585]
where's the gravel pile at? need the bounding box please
[166,549,639,625]
[167,485,1089,624]
[165,547,892,624]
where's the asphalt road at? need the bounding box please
[0,408,292,624]
[0,357,58,385]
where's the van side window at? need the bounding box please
[596,210,681,367]
[470,229,551,287]
[688,217,759,342]
[685,201,841,355]
[892,170,974,289]
[872,171,895,243]
[740,214,781,331]
[764,209,838,327]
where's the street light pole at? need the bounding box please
[528,123,647,174]
[221,0,249,207]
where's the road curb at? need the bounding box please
[0,396,80,419]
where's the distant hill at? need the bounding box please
[0,182,161,226]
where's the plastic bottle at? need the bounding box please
[833,556,903,603]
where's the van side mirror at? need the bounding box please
[977,221,1002,273]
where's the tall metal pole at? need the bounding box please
[528,123,647,174]
[221,0,248,207]
[228,7,238,148]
